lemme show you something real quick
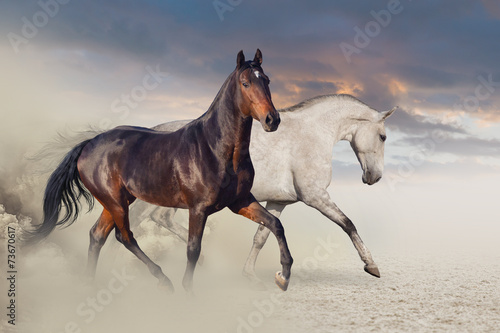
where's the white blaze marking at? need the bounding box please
[254,71,261,78]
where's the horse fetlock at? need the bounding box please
[280,256,293,268]
[148,263,165,278]
[158,277,175,294]
[242,266,257,279]
[182,276,193,292]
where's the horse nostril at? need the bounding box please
[265,114,273,125]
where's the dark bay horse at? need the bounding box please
[29,49,293,292]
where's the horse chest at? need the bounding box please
[210,159,254,210]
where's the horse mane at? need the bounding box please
[203,60,262,116]
[280,94,373,113]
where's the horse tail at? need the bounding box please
[25,139,95,245]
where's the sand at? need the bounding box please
[1,206,498,333]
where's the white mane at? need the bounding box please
[281,94,374,111]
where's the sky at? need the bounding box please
[1,0,500,263]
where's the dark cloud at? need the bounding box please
[393,65,466,89]
[400,135,500,157]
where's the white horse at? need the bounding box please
[132,94,396,283]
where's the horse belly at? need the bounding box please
[122,160,189,209]
[250,158,297,203]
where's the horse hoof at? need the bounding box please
[158,279,175,294]
[275,271,289,291]
[364,264,381,278]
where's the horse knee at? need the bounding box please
[89,227,106,247]
[117,230,137,249]
[115,229,123,244]
[269,219,285,237]
[253,226,269,249]
[151,208,174,227]
[342,217,357,234]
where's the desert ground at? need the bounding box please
[1,200,499,333]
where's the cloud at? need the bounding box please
[386,108,467,135]
[2,0,500,171]
[400,135,500,158]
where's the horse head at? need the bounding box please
[234,49,280,132]
[350,106,397,185]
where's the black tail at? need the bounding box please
[25,139,94,244]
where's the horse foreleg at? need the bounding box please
[182,208,207,293]
[242,202,286,287]
[302,189,380,278]
[150,206,207,266]
[112,206,174,292]
[86,209,115,279]
[230,196,293,291]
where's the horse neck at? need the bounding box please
[308,99,375,145]
[201,71,252,158]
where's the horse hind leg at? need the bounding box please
[111,204,175,293]
[86,209,115,279]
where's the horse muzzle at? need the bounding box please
[261,112,280,132]
[362,171,382,185]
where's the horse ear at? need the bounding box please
[379,106,397,122]
[236,50,245,69]
[253,49,262,65]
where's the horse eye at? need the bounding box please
[242,82,250,88]
[380,134,387,142]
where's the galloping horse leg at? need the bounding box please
[86,209,115,278]
[302,188,380,278]
[110,203,175,292]
[230,196,293,291]
[150,206,205,265]
[242,201,286,287]
[150,207,188,243]
[182,208,207,293]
